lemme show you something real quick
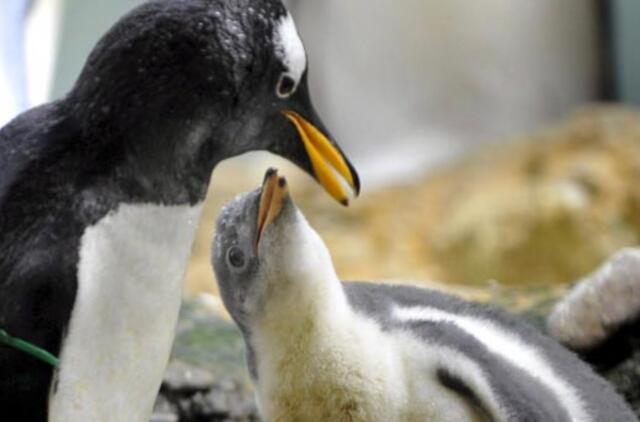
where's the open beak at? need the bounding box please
[256,168,289,248]
[283,110,360,206]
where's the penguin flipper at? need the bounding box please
[436,368,495,422]
[434,360,572,422]
[412,319,573,422]
[0,249,76,420]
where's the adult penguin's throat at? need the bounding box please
[283,111,359,206]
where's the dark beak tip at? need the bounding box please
[353,176,362,197]
[348,161,362,197]
[263,167,278,184]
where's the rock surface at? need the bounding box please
[602,328,640,416]
[152,371,258,422]
[151,300,258,422]
[547,248,640,351]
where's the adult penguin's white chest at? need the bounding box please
[48,202,204,422]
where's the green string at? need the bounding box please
[0,328,59,368]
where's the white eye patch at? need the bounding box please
[273,13,306,98]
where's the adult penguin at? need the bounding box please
[0,0,360,420]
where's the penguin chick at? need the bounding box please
[212,169,638,422]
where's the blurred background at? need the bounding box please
[2,0,640,418]
[2,0,640,299]
[2,0,639,299]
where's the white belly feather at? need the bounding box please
[48,202,203,422]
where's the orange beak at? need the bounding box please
[283,110,359,206]
[256,168,290,248]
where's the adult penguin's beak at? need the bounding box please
[282,110,360,206]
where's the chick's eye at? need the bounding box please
[277,74,296,98]
[226,246,246,269]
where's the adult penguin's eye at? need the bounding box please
[226,246,246,269]
[276,74,296,98]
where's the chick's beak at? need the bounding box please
[256,168,290,248]
[282,110,360,206]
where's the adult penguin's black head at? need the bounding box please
[69,0,360,205]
